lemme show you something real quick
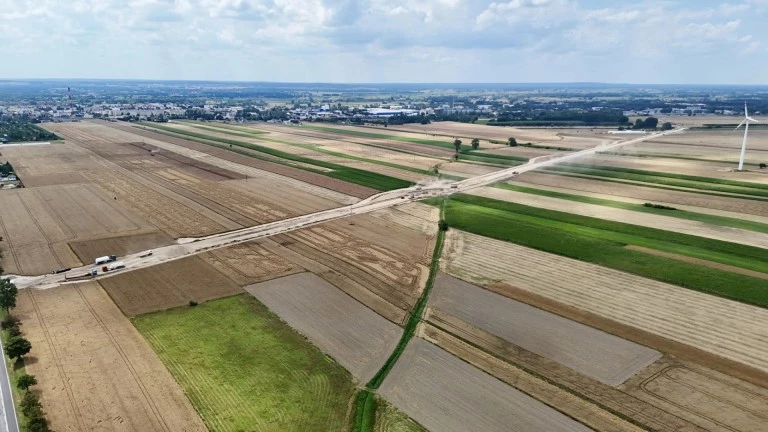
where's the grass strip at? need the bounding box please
[140,123,412,191]
[597,151,763,168]
[444,196,768,308]
[186,122,434,176]
[496,183,768,234]
[1,315,25,432]
[352,390,377,432]
[366,227,446,390]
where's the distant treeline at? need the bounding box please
[489,110,629,127]
[0,120,59,142]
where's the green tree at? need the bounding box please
[471,138,480,150]
[27,416,50,432]
[661,122,673,130]
[507,137,518,147]
[20,390,41,418]
[5,336,31,361]
[644,117,659,128]
[17,374,37,391]
[453,139,462,153]
[0,278,18,314]
[760,163,766,169]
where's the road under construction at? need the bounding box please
[7,128,685,291]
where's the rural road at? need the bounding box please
[0,338,19,432]
[6,128,685,291]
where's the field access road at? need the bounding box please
[7,128,684,291]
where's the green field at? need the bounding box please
[373,398,426,432]
[140,123,412,191]
[497,183,768,234]
[444,195,768,308]
[133,295,356,432]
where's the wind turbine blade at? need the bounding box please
[745,102,749,117]
[747,116,759,123]
[735,119,746,130]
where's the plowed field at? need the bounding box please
[201,239,303,286]
[245,272,402,383]
[99,256,242,315]
[379,338,593,432]
[15,282,206,432]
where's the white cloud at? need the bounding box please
[0,0,765,83]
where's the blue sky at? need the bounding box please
[1,0,766,83]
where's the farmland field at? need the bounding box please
[99,256,242,316]
[15,282,206,431]
[443,230,768,378]
[245,272,402,383]
[133,294,356,432]
[379,338,593,432]
[429,273,661,386]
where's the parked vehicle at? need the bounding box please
[52,268,71,274]
[94,255,117,265]
[107,261,125,271]
[139,250,153,258]
[91,268,98,276]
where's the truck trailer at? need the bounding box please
[107,261,125,271]
[94,255,117,265]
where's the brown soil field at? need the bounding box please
[471,186,768,248]
[621,357,768,432]
[368,202,439,236]
[69,231,174,264]
[643,115,768,127]
[99,256,242,316]
[378,338,593,432]
[224,178,343,215]
[0,183,156,275]
[107,122,377,198]
[517,171,768,216]
[421,320,704,432]
[429,273,661,386]
[443,230,768,376]
[200,239,303,286]
[419,323,645,432]
[245,272,402,383]
[16,282,207,431]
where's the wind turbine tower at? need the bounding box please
[735,102,759,171]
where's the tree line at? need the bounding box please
[0,241,50,431]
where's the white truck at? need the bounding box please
[94,255,117,265]
[107,261,125,271]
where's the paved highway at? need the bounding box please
[7,128,684,291]
[0,338,19,432]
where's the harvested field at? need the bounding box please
[82,170,227,237]
[201,239,303,286]
[470,186,768,248]
[225,178,342,215]
[368,203,439,236]
[429,273,661,386]
[420,323,647,432]
[621,357,768,432]
[110,122,378,198]
[134,295,356,432]
[627,245,768,280]
[69,231,174,264]
[16,282,206,432]
[0,141,107,179]
[373,399,427,432]
[99,256,242,316]
[0,183,155,275]
[518,171,768,217]
[443,230,768,375]
[378,338,593,432]
[245,272,402,383]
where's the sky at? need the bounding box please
[1,0,767,84]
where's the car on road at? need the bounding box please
[139,250,154,258]
[51,268,71,274]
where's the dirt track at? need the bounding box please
[379,338,593,432]
[15,282,206,431]
[245,272,402,383]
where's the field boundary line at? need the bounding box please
[15,193,64,269]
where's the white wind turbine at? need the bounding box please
[735,102,759,171]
